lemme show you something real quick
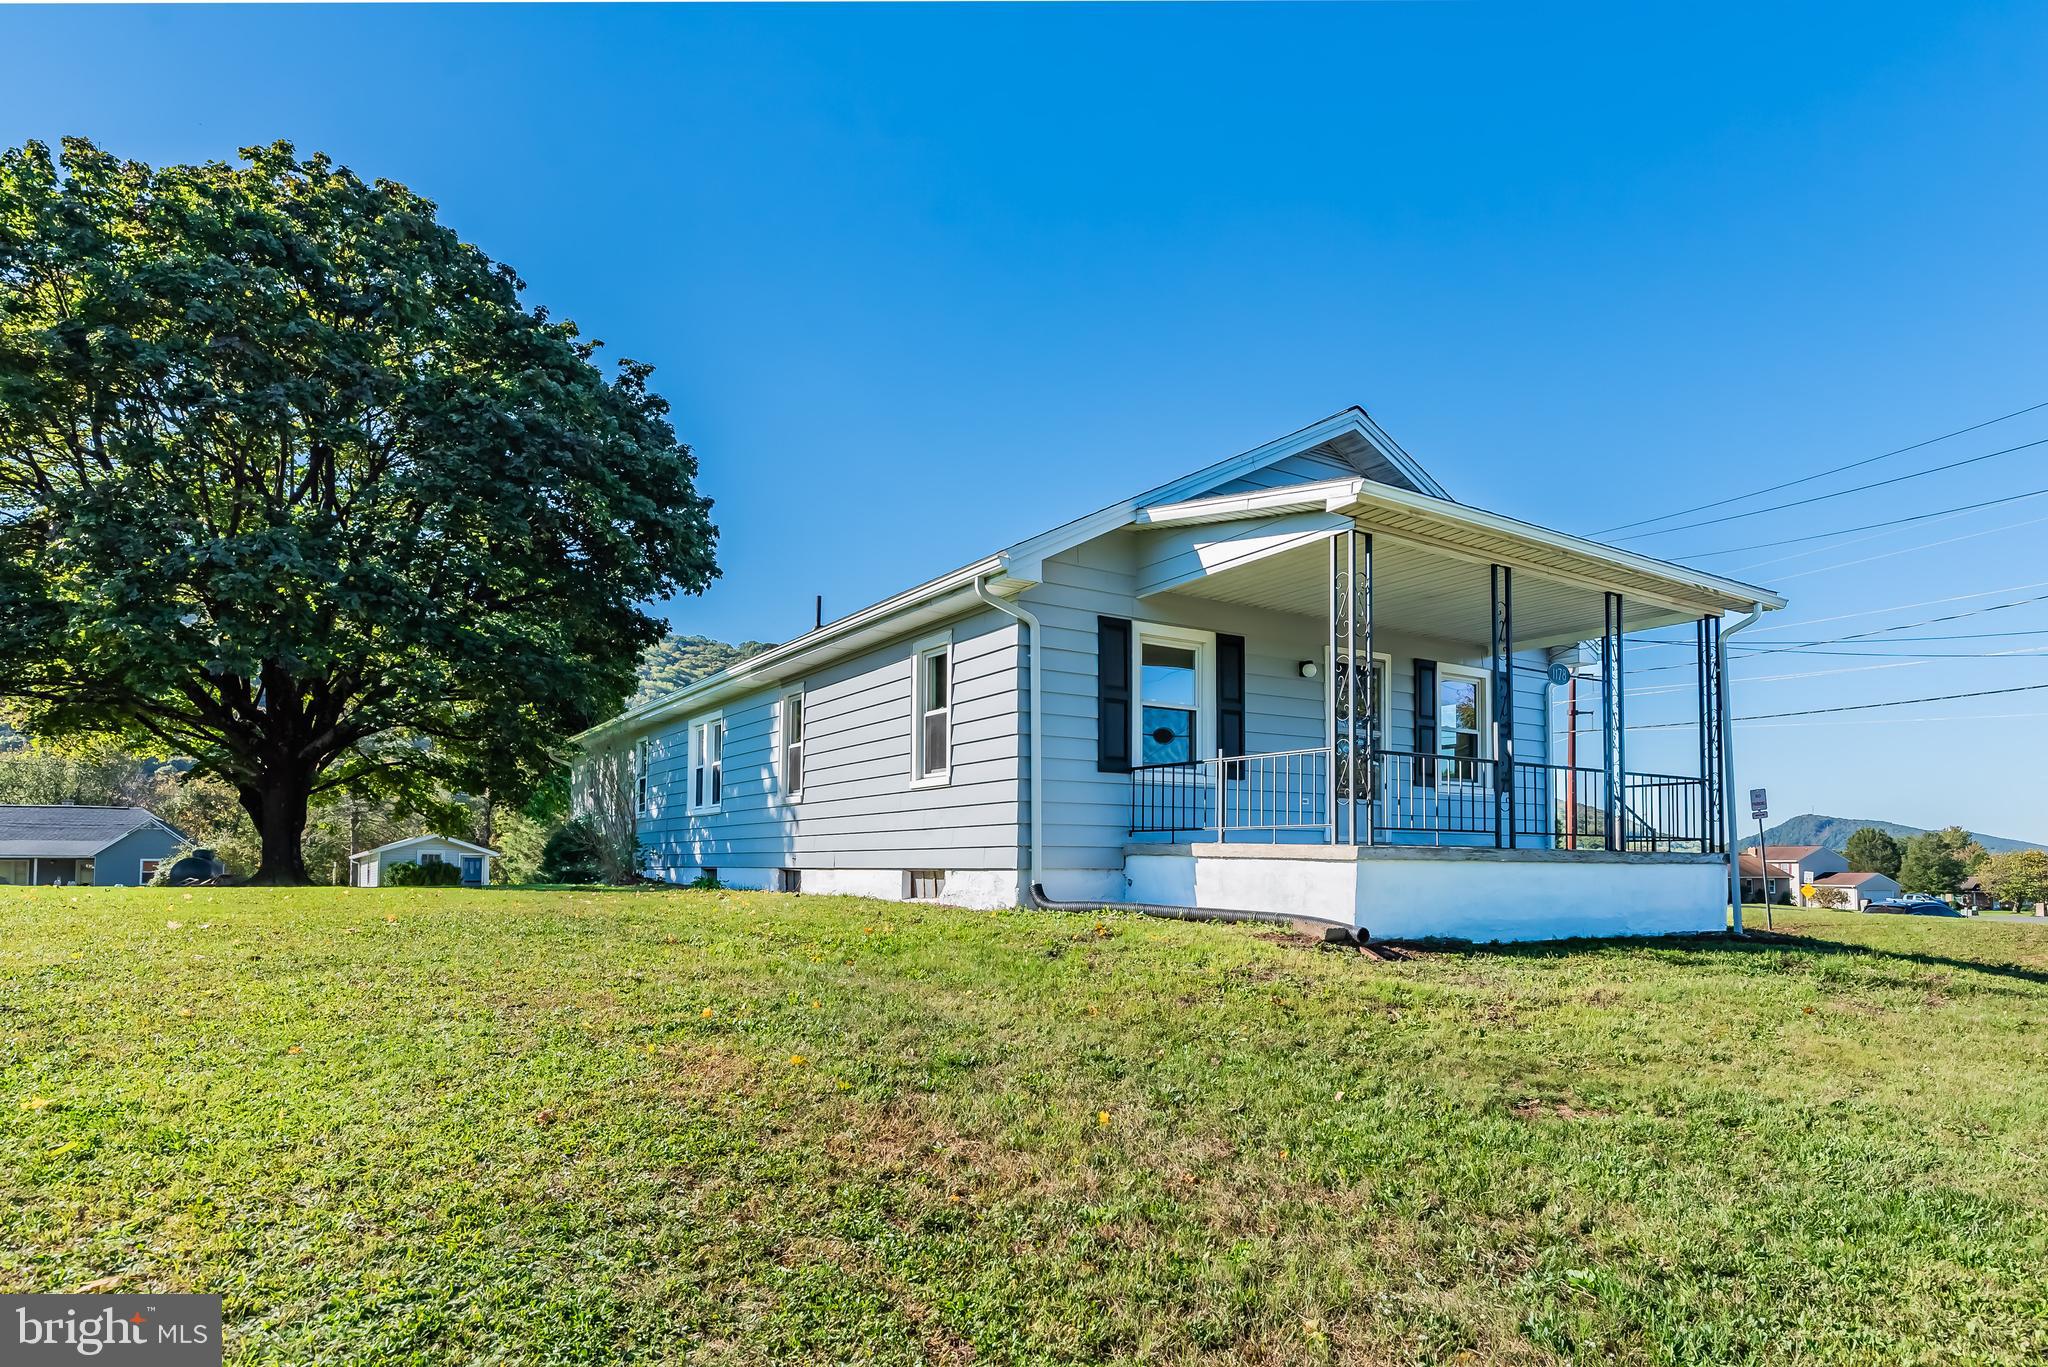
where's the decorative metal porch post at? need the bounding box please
[1601,592,1626,851]
[1490,564,1514,848]
[1327,529,1373,845]
[1697,615,1725,854]
[1358,531,1374,847]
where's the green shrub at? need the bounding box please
[538,819,607,884]
[386,859,462,887]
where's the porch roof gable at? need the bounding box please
[1137,478,1785,619]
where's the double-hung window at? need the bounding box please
[1435,664,1488,785]
[780,690,805,800]
[1133,624,1215,766]
[911,636,951,786]
[690,715,724,812]
[635,738,650,816]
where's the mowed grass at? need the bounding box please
[4,889,2047,1365]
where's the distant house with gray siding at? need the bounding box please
[0,805,188,886]
[576,408,1785,942]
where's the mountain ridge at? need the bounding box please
[1741,813,2044,856]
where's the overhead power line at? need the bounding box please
[1627,588,2048,674]
[1632,579,2048,650]
[1631,680,2048,729]
[1609,434,2048,543]
[1764,510,2048,584]
[1592,397,2048,537]
[1673,484,2048,560]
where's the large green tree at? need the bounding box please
[1979,849,2048,912]
[1843,827,1903,880]
[1896,832,1966,896]
[0,139,715,882]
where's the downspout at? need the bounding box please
[970,574,1356,935]
[1719,602,1766,933]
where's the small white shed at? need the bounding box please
[350,835,496,888]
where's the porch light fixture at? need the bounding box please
[1298,661,1319,679]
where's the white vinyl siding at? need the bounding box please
[631,608,1025,884]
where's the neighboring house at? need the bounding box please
[1811,870,1902,909]
[0,804,188,886]
[1957,875,1990,911]
[577,408,1784,942]
[1739,845,1850,905]
[350,836,496,888]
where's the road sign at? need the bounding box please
[1749,788,1768,820]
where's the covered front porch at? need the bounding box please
[1106,477,1776,936]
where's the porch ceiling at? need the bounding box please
[1152,533,1703,649]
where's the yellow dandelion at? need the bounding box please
[286,1045,302,1056]
[810,1000,822,1010]
[788,1054,807,1067]
[645,1043,657,1056]
[1096,1110,1111,1127]
[701,1007,715,1018]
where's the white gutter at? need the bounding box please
[1719,602,1767,934]
[971,573,1048,899]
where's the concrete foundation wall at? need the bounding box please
[1124,846,1727,943]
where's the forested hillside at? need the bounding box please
[1743,813,2044,855]
[633,634,774,705]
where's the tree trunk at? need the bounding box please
[239,770,313,885]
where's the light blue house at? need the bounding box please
[577,409,1784,942]
[0,805,189,886]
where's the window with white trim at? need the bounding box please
[635,738,650,816]
[1132,624,1216,766]
[689,715,724,812]
[911,638,951,785]
[780,690,805,800]
[139,858,161,884]
[1435,663,1488,784]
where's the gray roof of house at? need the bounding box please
[0,805,179,859]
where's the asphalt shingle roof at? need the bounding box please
[0,805,173,859]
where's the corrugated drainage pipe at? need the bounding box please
[970,574,1364,942]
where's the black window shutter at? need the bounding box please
[1097,616,1133,773]
[1217,634,1246,759]
[1413,658,1438,788]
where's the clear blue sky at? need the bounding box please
[6,3,2047,840]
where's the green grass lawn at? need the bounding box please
[4,889,2047,1365]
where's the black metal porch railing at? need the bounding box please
[1128,747,1331,839]
[1372,749,1499,839]
[1130,746,1719,853]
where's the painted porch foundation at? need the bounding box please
[1124,843,1728,943]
